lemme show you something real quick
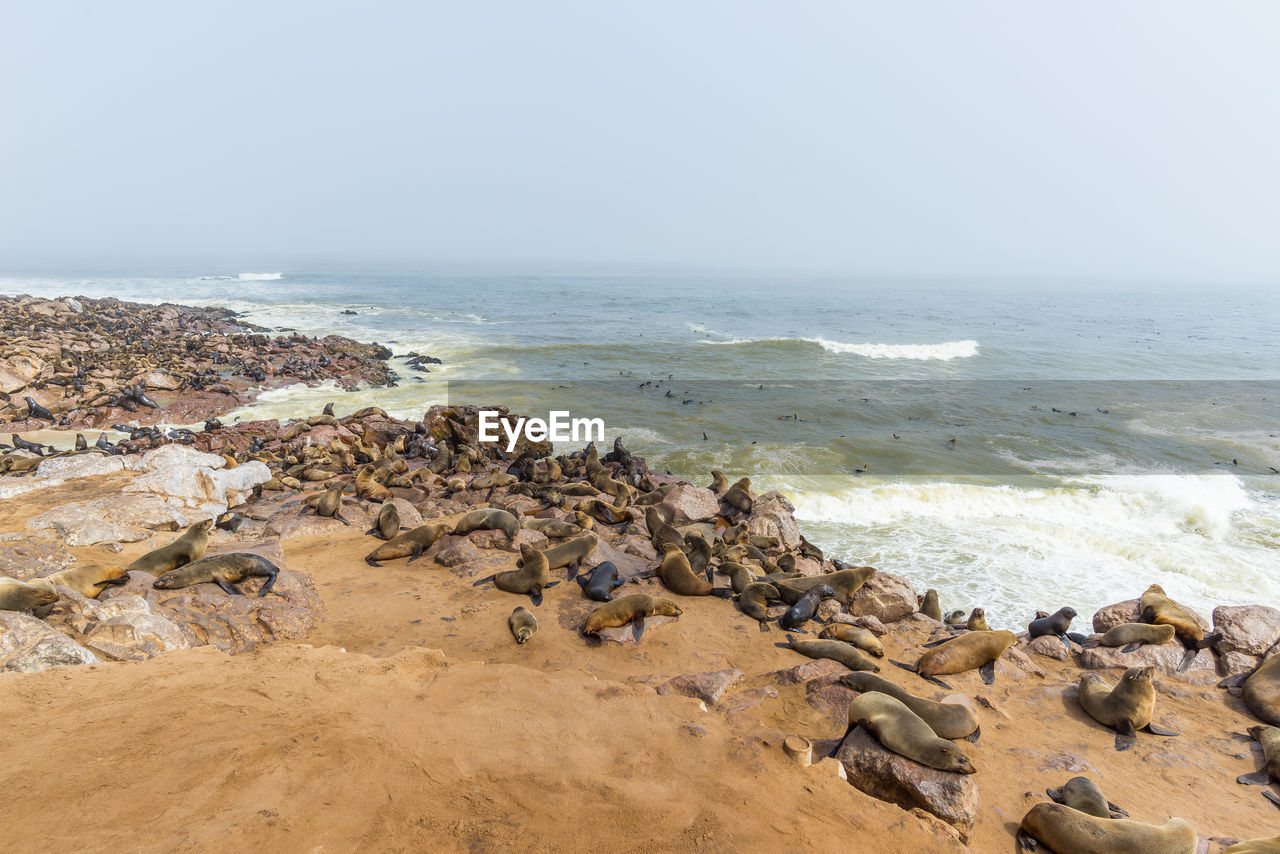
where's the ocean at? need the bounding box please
[4,270,1278,627]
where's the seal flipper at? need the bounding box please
[1114,719,1137,751]
[1107,801,1128,818]
[566,561,580,583]
[406,543,426,564]
[919,674,953,690]
[1016,828,1040,851]
[890,659,919,673]
[364,526,378,536]
[709,588,734,599]
[1238,771,1271,785]
[1121,642,1143,654]
[1144,721,1179,737]
[978,660,996,685]
[963,725,980,744]
[1263,789,1280,809]
[631,616,646,643]
[472,574,498,587]
[1219,673,1249,690]
[1046,787,1064,803]
[575,574,591,590]
[333,512,351,527]
[1177,648,1198,672]
[255,567,279,597]
[1067,632,1088,645]
[214,578,244,596]
[528,586,543,607]
[544,581,559,589]
[922,638,951,648]
[93,576,129,588]
[1057,633,1073,653]
[1197,631,1223,649]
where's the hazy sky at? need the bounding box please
[3,2,1280,280]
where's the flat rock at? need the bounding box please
[766,658,847,686]
[657,669,744,705]
[848,571,917,622]
[0,537,76,579]
[835,727,978,839]
[594,614,677,644]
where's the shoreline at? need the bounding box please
[0,296,1278,850]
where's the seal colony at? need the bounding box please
[1,314,1278,849]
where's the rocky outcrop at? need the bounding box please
[746,491,802,549]
[1077,643,1217,684]
[0,611,99,672]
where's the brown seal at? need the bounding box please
[508,606,538,644]
[846,692,975,773]
[722,477,754,513]
[1045,776,1127,819]
[896,629,1018,687]
[1019,803,1195,854]
[125,519,212,576]
[964,608,990,631]
[1244,650,1280,727]
[786,635,879,672]
[488,544,553,605]
[655,542,713,596]
[452,508,519,541]
[737,581,780,628]
[582,592,682,640]
[533,533,598,580]
[820,623,884,658]
[644,507,684,552]
[707,470,729,495]
[304,482,349,525]
[1221,836,1280,853]
[1082,622,1175,651]
[0,577,60,611]
[355,465,393,501]
[839,672,978,741]
[1238,725,1280,804]
[522,517,584,538]
[153,553,279,596]
[366,498,400,539]
[364,523,449,566]
[720,561,758,594]
[1077,665,1178,750]
[1140,583,1219,664]
[38,564,129,599]
[776,566,875,605]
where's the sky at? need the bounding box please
[3,2,1280,281]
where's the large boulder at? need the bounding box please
[835,727,978,840]
[655,485,720,527]
[0,611,98,672]
[746,491,802,549]
[847,571,916,622]
[1213,604,1280,659]
[1077,643,1217,685]
[43,588,190,661]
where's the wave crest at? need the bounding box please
[698,336,978,360]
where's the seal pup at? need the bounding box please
[366,498,400,540]
[534,533,598,581]
[943,610,966,626]
[452,508,519,542]
[477,544,555,605]
[0,577,61,612]
[153,553,280,597]
[1077,665,1179,750]
[684,533,713,583]
[576,561,624,602]
[508,606,538,644]
[644,507,684,553]
[737,582,781,630]
[1045,776,1128,819]
[1018,802,1195,854]
[785,635,879,672]
[364,523,449,565]
[779,584,836,632]
[820,623,884,658]
[125,519,211,576]
[893,629,1018,688]
[582,593,682,642]
[1140,583,1220,669]
[845,692,975,773]
[840,672,979,741]
[1028,606,1078,652]
[1238,724,1280,807]
[719,561,758,594]
[1082,622,1176,652]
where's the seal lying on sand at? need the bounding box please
[1018,802,1195,854]
[1076,665,1179,750]
[582,593,682,642]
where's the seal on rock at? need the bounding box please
[364,523,449,566]
[840,672,979,741]
[153,553,280,597]
[779,584,835,632]
[0,577,60,612]
[367,498,400,540]
[452,508,519,542]
[845,691,976,773]
[38,564,129,600]
[1082,622,1176,652]
[125,519,211,576]
[1028,606,1078,652]
[582,592,682,641]
[1140,583,1220,669]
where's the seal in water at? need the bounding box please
[582,593,682,642]
[125,519,211,576]
[508,606,538,644]
[153,553,280,597]
[845,692,975,773]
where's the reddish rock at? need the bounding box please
[657,669,744,705]
[848,571,917,623]
[655,484,720,527]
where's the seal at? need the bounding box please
[153,553,280,596]
[644,507,685,553]
[785,635,879,672]
[125,519,212,576]
[1028,606,1078,652]
[1245,654,1280,726]
[480,544,554,605]
[1045,776,1127,819]
[776,566,875,605]
[846,692,976,773]
[722,477,754,513]
[943,610,966,626]
[1082,622,1175,652]
[1019,803,1195,854]
[894,629,1018,687]
[720,561,758,594]
[1077,665,1178,750]
[820,623,884,658]
[839,672,979,741]
[531,533,598,580]
[305,482,349,525]
[1238,725,1280,808]
[508,606,538,644]
[38,564,129,599]
[963,608,990,631]
[366,498,400,540]
[355,464,393,502]
[1140,583,1221,668]
[582,592,682,641]
[779,584,836,631]
[452,508,519,542]
[471,472,517,489]
[684,533,713,582]
[707,470,729,495]
[576,561,624,602]
[655,542,714,596]
[364,522,450,566]
[1221,837,1280,853]
[737,581,780,630]
[523,517,584,538]
[0,577,60,612]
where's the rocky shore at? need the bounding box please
[0,311,1277,852]
[0,294,395,431]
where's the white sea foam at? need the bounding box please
[699,336,979,360]
[237,272,283,281]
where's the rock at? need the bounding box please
[816,599,845,622]
[138,371,182,390]
[585,536,651,581]
[391,498,423,528]
[806,682,858,722]
[1078,644,1218,684]
[855,615,890,635]
[42,589,192,659]
[835,727,978,839]
[0,537,76,579]
[655,485,720,526]
[999,646,1046,679]
[34,454,126,482]
[266,513,353,540]
[657,669,743,705]
[766,659,847,686]
[1217,650,1261,678]
[27,503,153,546]
[467,528,543,552]
[593,614,677,644]
[426,536,486,568]
[0,611,98,672]
[1092,598,1210,634]
[1213,604,1280,659]
[747,491,802,549]
[792,556,824,577]
[1025,634,1071,660]
[848,571,917,622]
